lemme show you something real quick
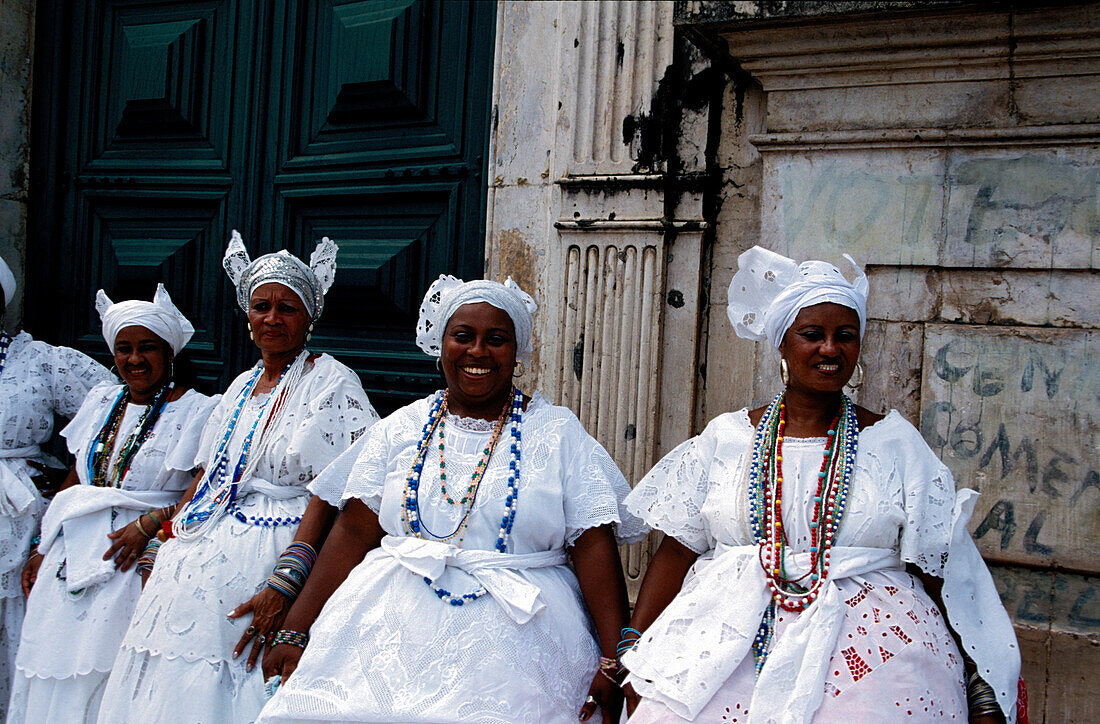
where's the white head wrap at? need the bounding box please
[415,275,537,359]
[222,230,338,320]
[95,283,196,354]
[726,246,868,349]
[0,256,15,307]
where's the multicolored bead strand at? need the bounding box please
[87,381,174,488]
[748,392,859,673]
[402,387,524,606]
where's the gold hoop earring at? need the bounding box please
[780,358,789,386]
[513,361,525,379]
[847,362,864,390]
[435,358,443,373]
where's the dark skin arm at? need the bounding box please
[571,525,631,724]
[229,495,340,672]
[621,535,700,715]
[137,467,205,586]
[262,497,385,682]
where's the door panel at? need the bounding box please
[29,0,494,412]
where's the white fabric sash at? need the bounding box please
[238,477,311,500]
[622,544,902,722]
[0,445,41,516]
[39,485,179,592]
[379,535,568,624]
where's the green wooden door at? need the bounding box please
[28,0,495,413]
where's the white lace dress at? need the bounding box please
[0,331,112,717]
[7,384,217,723]
[96,354,378,724]
[621,410,1021,724]
[258,392,648,724]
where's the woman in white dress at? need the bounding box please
[258,275,647,724]
[0,255,113,716]
[9,283,218,723]
[96,232,379,724]
[620,246,1020,723]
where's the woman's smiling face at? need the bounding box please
[113,325,173,401]
[779,302,861,396]
[440,302,517,418]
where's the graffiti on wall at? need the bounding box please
[921,326,1099,571]
[770,153,1099,268]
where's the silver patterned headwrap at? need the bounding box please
[415,275,537,359]
[222,229,338,320]
[95,283,195,354]
[0,256,15,307]
[727,246,868,349]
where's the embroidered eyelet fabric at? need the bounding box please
[0,333,112,716]
[259,392,647,723]
[622,409,1020,723]
[8,388,218,723]
[95,355,378,724]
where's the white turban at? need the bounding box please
[0,256,15,307]
[727,246,868,349]
[95,283,196,354]
[415,275,537,359]
[223,230,338,320]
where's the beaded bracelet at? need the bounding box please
[598,656,624,684]
[136,538,162,574]
[271,629,309,649]
[266,542,318,599]
[617,627,642,658]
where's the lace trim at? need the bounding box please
[446,413,498,432]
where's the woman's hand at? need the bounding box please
[262,642,304,683]
[25,460,69,495]
[103,519,152,573]
[229,587,290,672]
[623,681,641,717]
[21,552,43,596]
[578,671,623,723]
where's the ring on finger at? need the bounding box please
[585,695,597,705]
[245,625,257,635]
[257,634,267,645]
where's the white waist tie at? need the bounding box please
[0,445,42,517]
[622,543,902,723]
[380,535,568,624]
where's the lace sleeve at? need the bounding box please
[193,389,235,471]
[48,344,114,418]
[60,382,121,454]
[895,420,956,577]
[285,358,380,482]
[624,428,718,554]
[309,431,371,508]
[340,420,392,513]
[562,428,649,546]
[162,393,221,474]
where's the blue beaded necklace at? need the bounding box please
[177,353,303,537]
[402,386,523,606]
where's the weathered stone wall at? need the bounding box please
[0,0,35,330]
[682,3,1100,721]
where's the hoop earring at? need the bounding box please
[513,361,525,379]
[169,360,175,380]
[847,362,864,390]
[780,358,789,387]
[110,365,120,379]
[435,358,443,373]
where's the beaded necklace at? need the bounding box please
[177,352,304,537]
[86,382,175,488]
[0,332,12,377]
[748,392,858,673]
[402,386,523,605]
[437,391,510,506]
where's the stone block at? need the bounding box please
[866,267,938,323]
[850,320,924,422]
[1044,629,1100,724]
[920,325,1100,570]
[938,269,1100,329]
[0,0,34,200]
[0,197,25,328]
